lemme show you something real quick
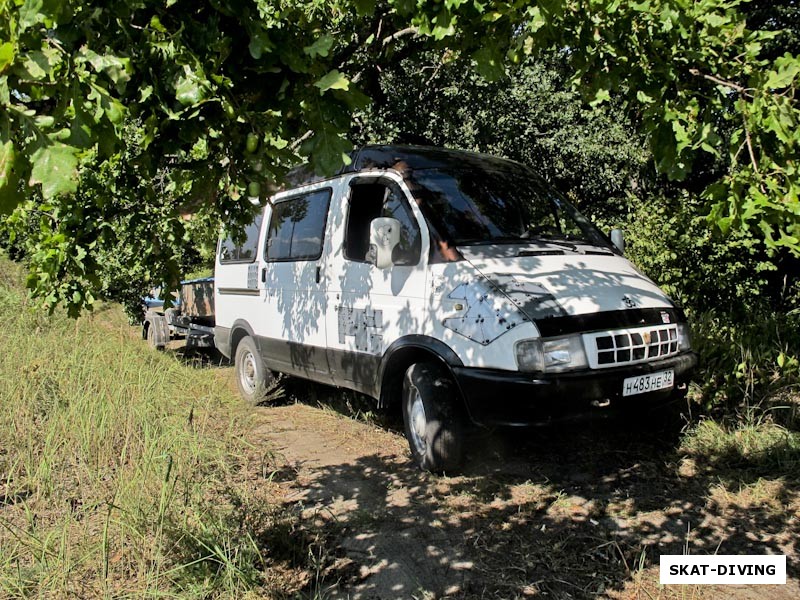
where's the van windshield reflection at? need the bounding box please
[404,165,610,249]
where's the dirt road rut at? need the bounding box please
[247,400,799,599]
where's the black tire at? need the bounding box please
[146,323,163,351]
[402,362,464,473]
[621,391,692,437]
[234,336,274,406]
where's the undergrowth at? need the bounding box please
[681,419,800,478]
[0,257,294,598]
[689,309,800,426]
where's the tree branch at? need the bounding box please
[688,68,752,98]
[381,26,418,47]
[742,112,767,194]
[290,129,313,151]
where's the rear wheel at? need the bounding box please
[234,336,274,406]
[145,314,167,350]
[402,363,464,473]
[146,324,157,348]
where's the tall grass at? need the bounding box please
[690,309,800,425]
[0,258,266,598]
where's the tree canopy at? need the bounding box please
[354,51,650,222]
[1,0,799,315]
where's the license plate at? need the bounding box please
[622,369,674,397]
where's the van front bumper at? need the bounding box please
[451,352,697,427]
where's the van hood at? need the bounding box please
[460,243,675,318]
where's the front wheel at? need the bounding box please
[402,363,464,473]
[234,336,275,406]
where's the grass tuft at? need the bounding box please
[0,257,276,598]
[680,418,800,477]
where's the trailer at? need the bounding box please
[142,277,216,350]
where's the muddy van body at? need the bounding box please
[214,146,697,471]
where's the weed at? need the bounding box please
[0,256,292,597]
[690,310,800,419]
[680,419,800,478]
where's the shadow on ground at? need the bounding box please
[148,345,798,598]
[166,345,231,369]
[246,382,799,599]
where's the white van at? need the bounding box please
[214,146,696,471]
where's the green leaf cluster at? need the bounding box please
[1,0,800,317]
[0,0,383,315]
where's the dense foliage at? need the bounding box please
[355,53,649,221]
[0,0,377,314]
[1,0,800,315]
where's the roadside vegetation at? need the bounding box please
[0,257,319,598]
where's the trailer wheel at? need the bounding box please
[234,336,274,406]
[145,313,169,350]
[146,324,159,350]
[402,362,464,473]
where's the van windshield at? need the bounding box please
[403,164,610,249]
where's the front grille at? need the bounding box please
[588,325,678,368]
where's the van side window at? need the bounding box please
[265,189,331,261]
[219,215,263,263]
[345,182,421,265]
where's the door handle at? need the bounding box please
[261,267,267,283]
[315,265,322,284]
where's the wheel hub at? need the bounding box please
[409,390,427,455]
[240,350,257,393]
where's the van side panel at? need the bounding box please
[254,182,343,382]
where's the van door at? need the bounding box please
[323,172,430,393]
[214,212,265,341]
[257,183,337,383]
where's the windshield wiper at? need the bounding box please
[518,248,566,256]
[457,236,530,246]
[532,234,615,255]
[458,235,581,251]
[526,234,581,252]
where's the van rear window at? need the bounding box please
[266,189,331,261]
[219,215,263,264]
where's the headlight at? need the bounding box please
[543,336,589,372]
[677,322,692,351]
[516,335,588,373]
[515,339,543,372]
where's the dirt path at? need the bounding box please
[244,389,799,599]
[249,403,474,598]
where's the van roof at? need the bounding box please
[285,145,522,188]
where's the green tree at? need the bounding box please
[744,0,800,59]
[0,0,382,314]
[1,0,799,315]
[355,52,649,221]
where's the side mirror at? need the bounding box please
[366,217,401,269]
[610,228,625,254]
